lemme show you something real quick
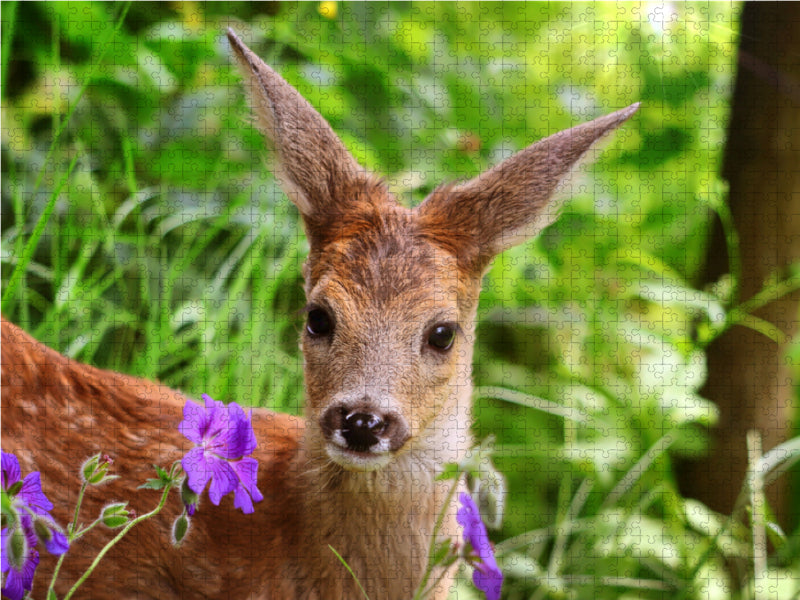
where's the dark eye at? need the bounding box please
[427,323,456,351]
[306,308,334,337]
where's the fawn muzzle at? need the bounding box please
[320,401,411,469]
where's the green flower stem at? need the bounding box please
[69,481,90,537]
[417,565,453,600]
[46,477,91,595]
[61,478,176,600]
[69,515,104,542]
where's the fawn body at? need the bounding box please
[1,30,637,599]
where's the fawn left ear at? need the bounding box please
[417,104,639,273]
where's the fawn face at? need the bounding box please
[300,204,480,471]
[226,28,638,474]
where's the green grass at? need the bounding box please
[2,2,799,598]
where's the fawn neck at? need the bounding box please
[285,204,479,594]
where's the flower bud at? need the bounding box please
[180,479,199,516]
[32,515,69,555]
[8,525,27,570]
[34,516,54,544]
[81,453,118,485]
[101,502,131,528]
[171,513,190,546]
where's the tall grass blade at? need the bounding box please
[476,386,590,423]
[329,545,370,600]
[3,153,80,307]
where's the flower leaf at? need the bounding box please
[431,538,456,566]
[153,464,170,481]
[436,462,461,481]
[139,464,174,490]
[139,478,168,490]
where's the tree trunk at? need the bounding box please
[680,1,800,527]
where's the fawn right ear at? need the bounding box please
[227,29,388,250]
[417,104,638,273]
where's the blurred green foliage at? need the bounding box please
[3,2,798,598]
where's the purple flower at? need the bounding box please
[178,394,263,514]
[1,451,21,490]
[1,515,39,600]
[457,492,503,600]
[2,451,68,600]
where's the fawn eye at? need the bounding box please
[426,323,456,351]
[306,308,334,337]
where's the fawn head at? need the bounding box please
[227,29,637,476]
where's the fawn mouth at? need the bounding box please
[325,439,394,471]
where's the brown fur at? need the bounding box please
[1,29,637,599]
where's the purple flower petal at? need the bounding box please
[201,395,226,437]
[205,459,238,506]
[204,401,255,460]
[182,446,214,495]
[232,484,254,514]
[19,472,54,516]
[1,451,21,489]
[178,399,208,445]
[231,457,263,514]
[473,567,503,600]
[232,405,257,456]
[1,527,10,572]
[42,526,69,556]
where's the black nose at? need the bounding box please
[320,402,411,453]
[341,411,386,451]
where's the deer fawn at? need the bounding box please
[1,29,637,599]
